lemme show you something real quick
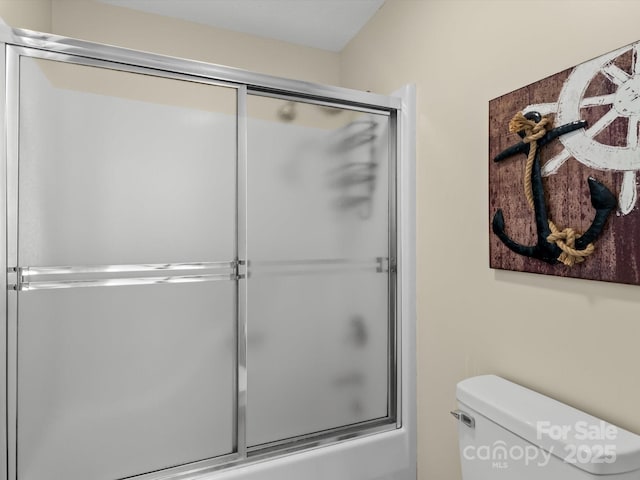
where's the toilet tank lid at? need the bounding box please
[456,375,640,475]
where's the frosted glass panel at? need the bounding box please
[247,96,389,261]
[17,282,235,480]
[246,273,389,446]
[18,57,236,266]
[246,96,391,446]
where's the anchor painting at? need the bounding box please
[489,39,640,285]
[492,112,617,266]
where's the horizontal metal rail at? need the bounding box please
[246,257,389,277]
[16,274,235,291]
[8,261,237,291]
[16,261,234,276]
[8,258,389,290]
[0,27,401,111]
[248,258,382,267]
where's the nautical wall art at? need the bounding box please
[489,40,640,285]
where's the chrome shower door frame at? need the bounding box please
[5,44,245,480]
[0,26,415,480]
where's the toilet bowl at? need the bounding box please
[453,375,640,479]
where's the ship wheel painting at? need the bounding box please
[489,40,640,285]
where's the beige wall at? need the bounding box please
[50,0,340,85]
[0,0,340,85]
[0,0,50,32]
[341,1,640,479]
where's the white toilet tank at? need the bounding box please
[454,375,640,479]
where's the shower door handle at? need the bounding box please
[8,261,238,291]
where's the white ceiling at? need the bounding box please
[97,0,386,52]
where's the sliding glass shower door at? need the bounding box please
[10,51,239,480]
[4,43,399,480]
[245,96,394,448]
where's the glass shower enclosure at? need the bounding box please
[0,28,415,480]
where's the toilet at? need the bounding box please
[453,375,640,479]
